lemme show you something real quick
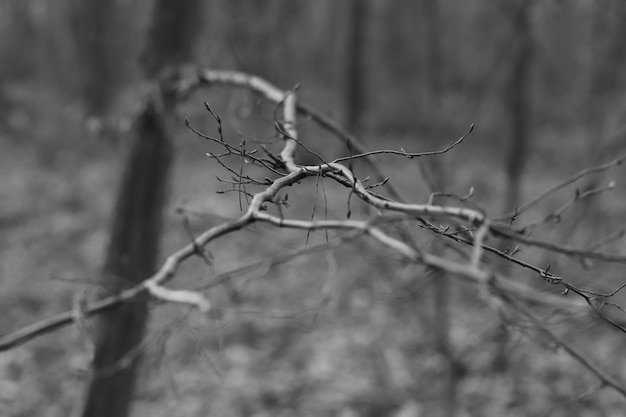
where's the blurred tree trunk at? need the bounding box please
[582,3,610,143]
[80,102,171,417]
[583,1,626,154]
[540,3,626,267]
[80,1,203,416]
[140,0,203,78]
[221,0,272,78]
[1,2,38,81]
[495,0,534,373]
[421,1,458,415]
[343,0,369,133]
[503,1,533,216]
[70,0,117,115]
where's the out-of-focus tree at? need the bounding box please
[583,1,626,146]
[68,0,150,116]
[0,1,36,122]
[421,1,461,415]
[69,0,117,115]
[496,0,536,374]
[343,0,369,134]
[539,1,626,265]
[503,0,534,214]
[0,2,38,81]
[140,0,203,78]
[219,0,278,79]
[80,1,204,416]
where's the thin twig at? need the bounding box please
[495,154,625,222]
[333,123,474,163]
[522,182,615,231]
[491,225,626,264]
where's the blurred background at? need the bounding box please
[2,1,626,416]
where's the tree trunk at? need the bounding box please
[503,1,533,216]
[80,98,172,417]
[419,2,459,415]
[69,0,117,115]
[343,0,369,134]
[80,1,203,416]
[140,0,203,79]
[495,0,534,374]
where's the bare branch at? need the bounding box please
[491,225,626,264]
[145,281,210,312]
[522,182,615,231]
[333,123,474,163]
[496,154,625,222]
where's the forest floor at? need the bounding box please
[2,85,626,417]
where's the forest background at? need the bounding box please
[1,1,626,416]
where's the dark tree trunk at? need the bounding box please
[420,2,459,414]
[344,0,369,133]
[81,99,172,417]
[70,0,117,115]
[140,0,203,78]
[81,1,203,416]
[495,0,534,374]
[504,1,533,216]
